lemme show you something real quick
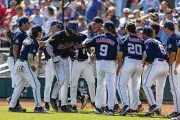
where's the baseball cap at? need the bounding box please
[24,0,30,5]
[93,17,103,24]
[123,8,131,14]
[143,26,153,35]
[66,21,78,31]
[33,4,40,10]
[51,20,64,29]
[164,20,175,29]
[18,16,29,26]
[31,25,42,33]
[104,20,115,30]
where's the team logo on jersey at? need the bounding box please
[23,39,32,45]
[168,44,172,49]
[15,39,19,43]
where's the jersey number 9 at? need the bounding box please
[100,45,108,56]
[128,43,142,55]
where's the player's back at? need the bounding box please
[120,34,144,60]
[94,33,118,60]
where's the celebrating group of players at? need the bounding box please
[6,15,180,119]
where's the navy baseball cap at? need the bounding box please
[164,20,175,29]
[18,16,29,26]
[66,21,78,31]
[104,20,115,30]
[31,25,42,32]
[51,20,64,29]
[143,26,153,35]
[93,17,103,24]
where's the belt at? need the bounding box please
[72,59,86,62]
[19,59,25,62]
[127,56,141,60]
[157,58,165,62]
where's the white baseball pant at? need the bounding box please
[143,59,169,108]
[7,57,16,88]
[169,62,180,112]
[117,57,142,110]
[70,59,95,106]
[95,60,116,110]
[51,57,70,100]
[10,60,41,107]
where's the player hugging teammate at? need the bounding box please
[6,15,180,119]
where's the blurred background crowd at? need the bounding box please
[0,0,180,47]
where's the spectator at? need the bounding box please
[40,0,49,20]
[119,8,131,28]
[85,0,102,23]
[92,16,103,34]
[45,6,57,34]
[29,4,45,28]
[5,0,17,22]
[24,0,33,17]
[78,15,87,32]
[11,5,24,25]
[104,6,119,28]
[0,21,11,47]
[74,0,86,19]
[159,1,169,21]
[0,0,7,27]
[138,0,160,15]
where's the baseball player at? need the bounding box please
[7,16,30,112]
[142,26,169,116]
[70,30,96,112]
[9,25,46,112]
[83,21,118,115]
[40,21,79,112]
[164,20,180,119]
[117,22,144,116]
[38,20,64,111]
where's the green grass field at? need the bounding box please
[0,106,169,120]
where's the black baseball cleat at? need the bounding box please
[70,106,78,113]
[45,102,50,111]
[154,108,162,116]
[91,102,95,108]
[9,106,26,112]
[145,104,159,116]
[61,105,71,112]
[34,106,48,113]
[120,105,130,116]
[94,108,104,114]
[58,100,61,109]
[50,99,59,111]
[81,95,89,109]
[167,112,179,118]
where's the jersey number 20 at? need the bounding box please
[128,43,142,55]
[100,45,108,56]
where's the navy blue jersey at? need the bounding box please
[72,33,88,60]
[19,36,39,61]
[7,31,14,57]
[85,33,118,60]
[166,34,180,57]
[154,36,162,43]
[13,28,28,55]
[49,30,77,58]
[118,34,144,60]
[145,38,168,62]
[40,35,51,60]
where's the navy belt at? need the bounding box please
[72,59,86,62]
[157,58,166,62]
[19,59,25,62]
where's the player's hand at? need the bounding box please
[38,41,46,47]
[116,65,121,76]
[31,66,36,72]
[17,66,24,72]
[90,54,95,63]
[174,67,179,75]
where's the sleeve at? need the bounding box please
[117,37,125,52]
[145,42,154,62]
[167,36,177,52]
[84,37,96,47]
[49,32,60,46]
[13,33,24,46]
[139,0,145,7]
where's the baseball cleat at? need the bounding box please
[34,106,48,113]
[144,104,159,116]
[70,106,78,113]
[120,105,130,116]
[8,106,26,112]
[170,113,180,120]
[50,99,59,111]
[94,108,103,114]
[61,105,71,112]
[81,95,89,109]
[6,97,11,104]
[167,112,179,118]
[107,109,114,116]
[45,102,50,111]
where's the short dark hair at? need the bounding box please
[150,22,160,35]
[126,22,136,34]
[148,7,156,13]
